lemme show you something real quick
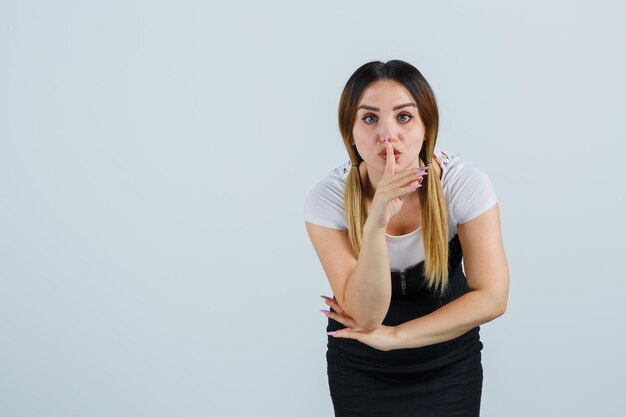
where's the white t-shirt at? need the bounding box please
[303,147,498,272]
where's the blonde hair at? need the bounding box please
[338,60,450,295]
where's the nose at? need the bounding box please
[380,134,397,143]
[379,125,399,143]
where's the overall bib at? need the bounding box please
[326,234,483,417]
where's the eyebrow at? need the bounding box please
[357,103,417,112]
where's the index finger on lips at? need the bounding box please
[384,136,396,177]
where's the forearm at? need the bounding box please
[342,220,391,330]
[393,289,505,350]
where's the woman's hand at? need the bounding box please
[320,295,399,352]
[367,136,430,229]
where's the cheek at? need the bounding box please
[352,129,372,149]
[353,137,375,151]
[351,140,378,160]
[352,124,366,141]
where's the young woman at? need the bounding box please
[303,60,509,416]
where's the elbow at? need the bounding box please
[481,290,507,320]
[359,322,383,332]
[361,321,384,332]
[483,287,508,319]
[353,315,384,332]
[350,303,387,330]
[341,296,387,331]
[493,299,507,318]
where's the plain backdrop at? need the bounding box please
[1,1,625,416]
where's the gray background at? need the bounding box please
[1,1,624,416]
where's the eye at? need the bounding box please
[361,113,413,124]
[362,115,377,124]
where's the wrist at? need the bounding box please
[363,219,387,236]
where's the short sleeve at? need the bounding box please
[303,176,348,231]
[445,162,498,225]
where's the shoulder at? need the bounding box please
[438,149,498,225]
[303,161,350,230]
[309,160,350,200]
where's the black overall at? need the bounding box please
[326,234,483,416]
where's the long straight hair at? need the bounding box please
[338,59,450,295]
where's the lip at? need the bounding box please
[380,154,400,161]
[379,150,401,156]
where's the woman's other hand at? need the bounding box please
[320,295,399,352]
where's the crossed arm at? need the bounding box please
[322,202,509,351]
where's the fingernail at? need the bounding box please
[327,331,337,336]
[320,309,331,316]
[415,172,428,176]
[320,295,331,300]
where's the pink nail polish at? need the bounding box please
[327,331,337,336]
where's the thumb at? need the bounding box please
[328,328,361,341]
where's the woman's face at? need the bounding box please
[352,79,426,173]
